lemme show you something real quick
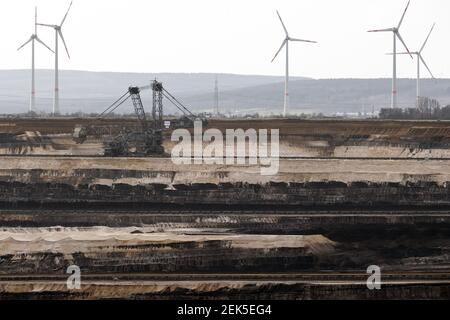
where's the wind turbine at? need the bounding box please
[17,7,54,113]
[37,1,73,115]
[389,23,436,108]
[368,0,413,109]
[271,10,317,117]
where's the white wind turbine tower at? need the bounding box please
[271,10,317,117]
[368,0,413,109]
[390,23,436,108]
[17,7,54,113]
[37,1,73,115]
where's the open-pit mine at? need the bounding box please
[1,118,450,299]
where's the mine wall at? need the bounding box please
[3,134,450,158]
[3,118,450,136]
[2,119,450,298]
[3,118,450,158]
[0,156,448,208]
[0,226,449,275]
[1,282,449,300]
[2,209,450,229]
[1,180,450,208]
[0,241,317,274]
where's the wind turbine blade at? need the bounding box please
[367,28,394,32]
[420,23,436,53]
[276,10,289,36]
[395,31,413,59]
[271,39,287,63]
[35,36,55,53]
[397,0,411,29]
[61,1,73,27]
[289,37,317,43]
[35,7,37,34]
[37,23,56,28]
[419,54,435,79]
[17,37,33,51]
[385,52,415,55]
[58,30,70,59]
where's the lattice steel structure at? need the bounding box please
[152,80,164,130]
[129,86,148,131]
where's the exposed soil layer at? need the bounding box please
[1,180,450,208]
[3,118,450,137]
[2,118,450,157]
[0,157,449,207]
[1,280,450,300]
[0,222,449,300]
[2,119,450,299]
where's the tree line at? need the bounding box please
[379,97,450,120]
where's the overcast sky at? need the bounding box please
[1,0,449,78]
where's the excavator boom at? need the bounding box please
[73,80,203,156]
[128,86,149,132]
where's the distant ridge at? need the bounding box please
[1,70,449,115]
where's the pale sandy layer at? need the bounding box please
[3,136,450,158]
[0,156,448,185]
[0,228,335,255]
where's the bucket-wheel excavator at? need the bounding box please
[73,80,206,157]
